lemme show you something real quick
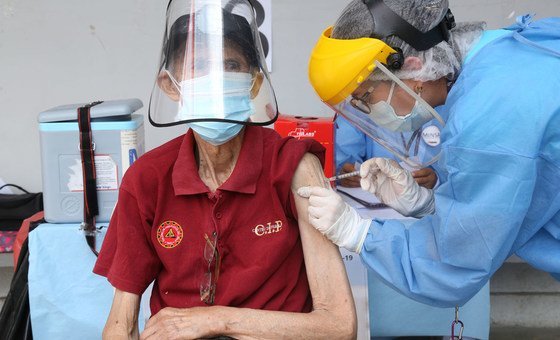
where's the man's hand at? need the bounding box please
[140,307,221,340]
[412,167,437,189]
[337,163,361,187]
[359,158,435,217]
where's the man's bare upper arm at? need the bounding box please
[291,153,355,312]
[291,153,329,240]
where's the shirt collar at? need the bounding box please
[172,126,263,196]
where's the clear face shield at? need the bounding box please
[149,0,277,129]
[333,61,445,170]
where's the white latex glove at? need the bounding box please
[359,158,435,217]
[297,186,371,253]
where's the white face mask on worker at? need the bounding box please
[371,61,445,128]
[368,82,435,132]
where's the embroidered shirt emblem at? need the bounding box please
[157,220,184,249]
[252,220,283,237]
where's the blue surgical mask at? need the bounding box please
[168,71,255,145]
[369,83,434,132]
[187,122,243,145]
[187,120,245,145]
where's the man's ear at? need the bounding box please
[250,72,264,99]
[157,71,180,102]
[402,56,423,72]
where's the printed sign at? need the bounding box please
[67,155,118,192]
[121,129,144,174]
[341,247,370,339]
[252,0,272,71]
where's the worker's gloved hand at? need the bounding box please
[359,158,435,217]
[297,186,371,253]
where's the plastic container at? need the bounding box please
[38,99,144,223]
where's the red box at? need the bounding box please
[274,115,334,179]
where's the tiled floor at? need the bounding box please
[0,267,14,301]
[0,253,15,312]
[490,327,560,339]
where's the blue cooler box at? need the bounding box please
[38,99,144,223]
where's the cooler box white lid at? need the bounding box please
[38,98,143,123]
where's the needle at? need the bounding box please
[327,170,360,182]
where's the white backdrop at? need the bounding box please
[1,0,559,191]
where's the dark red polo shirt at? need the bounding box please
[93,126,325,315]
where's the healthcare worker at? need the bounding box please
[335,114,490,340]
[300,0,560,307]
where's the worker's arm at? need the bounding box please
[302,146,536,307]
[358,146,535,306]
[140,153,357,340]
[103,289,140,340]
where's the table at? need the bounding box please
[27,223,149,340]
[339,187,490,339]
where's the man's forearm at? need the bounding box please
[210,305,355,340]
[103,322,139,340]
[103,289,140,340]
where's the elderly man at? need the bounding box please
[94,1,357,339]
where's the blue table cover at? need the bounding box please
[28,223,148,339]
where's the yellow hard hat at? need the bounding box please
[308,27,398,106]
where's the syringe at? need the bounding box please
[327,170,360,182]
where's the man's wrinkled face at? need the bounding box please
[158,39,264,102]
[169,40,253,81]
